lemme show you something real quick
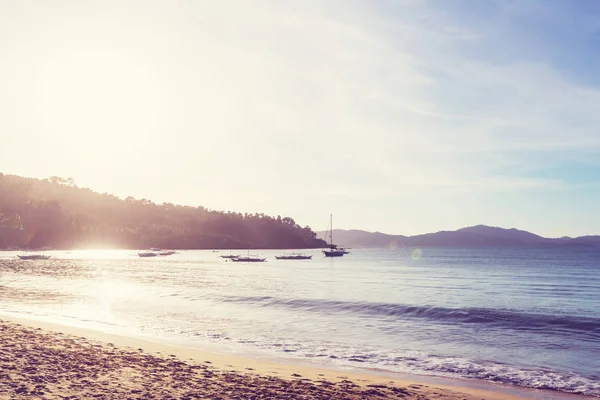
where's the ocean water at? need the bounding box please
[0,248,599,397]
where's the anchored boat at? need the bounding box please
[323,214,347,257]
[275,253,312,260]
[231,251,266,262]
[17,254,51,260]
[138,252,158,258]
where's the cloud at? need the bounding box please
[313,0,600,189]
[1,0,600,234]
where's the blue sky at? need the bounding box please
[1,0,600,237]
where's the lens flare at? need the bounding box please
[412,248,422,260]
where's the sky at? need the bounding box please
[2,0,600,237]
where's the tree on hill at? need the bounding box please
[0,173,326,250]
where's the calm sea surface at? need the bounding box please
[1,248,599,397]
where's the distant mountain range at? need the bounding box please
[316,225,600,248]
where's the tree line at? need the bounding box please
[0,173,326,250]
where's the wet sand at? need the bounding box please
[0,317,587,399]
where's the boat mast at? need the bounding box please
[330,213,333,247]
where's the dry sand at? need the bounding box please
[0,317,587,399]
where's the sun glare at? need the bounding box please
[36,50,162,158]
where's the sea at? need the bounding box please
[0,248,598,397]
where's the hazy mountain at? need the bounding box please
[317,229,407,248]
[317,225,600,248]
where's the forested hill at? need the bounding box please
[0,173,326,250]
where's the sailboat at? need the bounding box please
[323,214,347,257]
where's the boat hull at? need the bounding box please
[323,250,344,257]
[275,256,312,260]
[17,255,51,260]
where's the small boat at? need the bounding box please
[231,256,266,262]
[159,250,176,256]
[17,254,51,260]
[323,214,347,257]
[138,252,158,257]
[220,254,240,259]
[275,253,312,260]
[231,251,266,262]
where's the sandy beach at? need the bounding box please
[1,316,586,400]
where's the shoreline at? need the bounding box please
[1,314,592,400]
[0,247,326,252]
